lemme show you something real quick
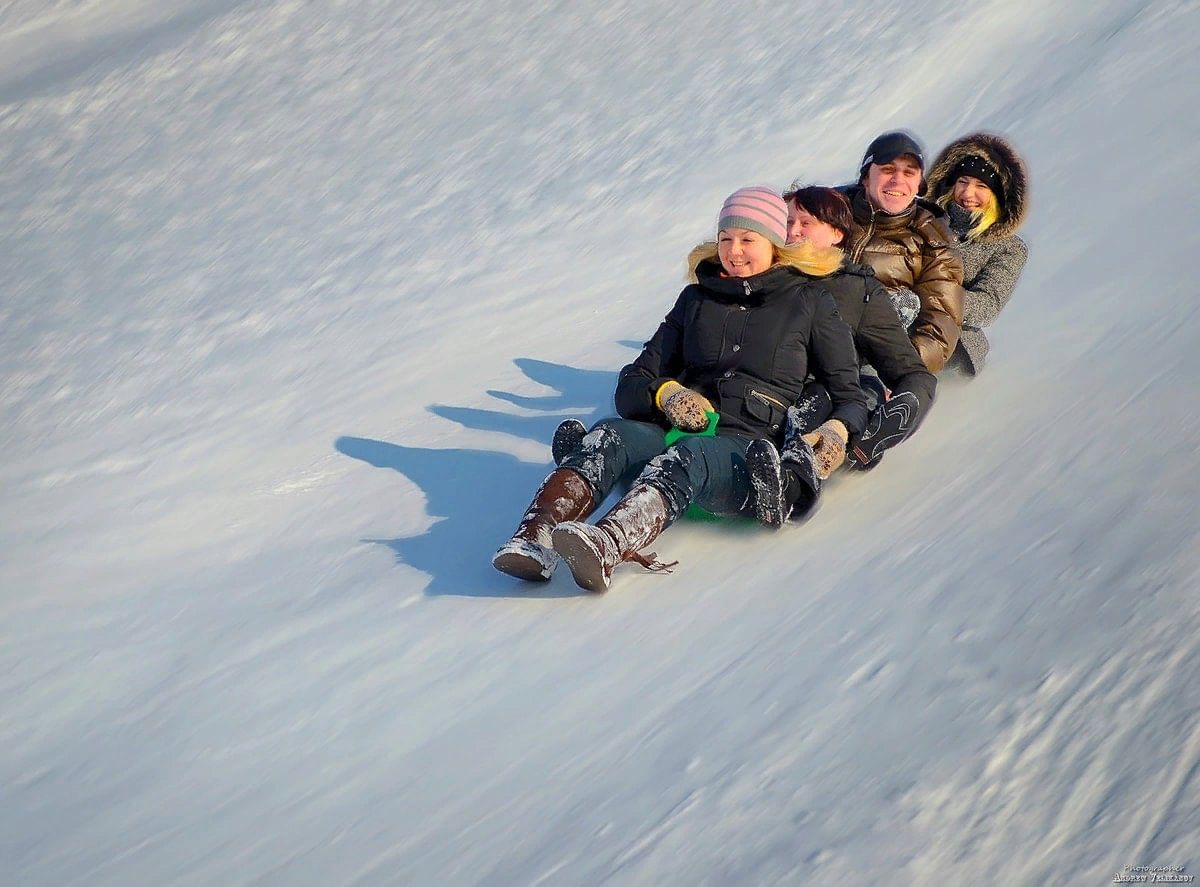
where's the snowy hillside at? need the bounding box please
[2,0,1198,883]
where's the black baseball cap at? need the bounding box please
[859,131,925,172]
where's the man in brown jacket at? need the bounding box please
[841,131,965,373]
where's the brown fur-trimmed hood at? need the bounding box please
[926,132,1028,240]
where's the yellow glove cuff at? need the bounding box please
[654,381,683,410]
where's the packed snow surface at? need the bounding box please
[2,0,1198,883]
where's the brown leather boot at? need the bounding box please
[551,484,676,592]
[492,468,595,581]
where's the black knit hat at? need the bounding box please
[859,131,925,174]
[949,153,1005,201]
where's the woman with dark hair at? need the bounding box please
[746,185,937,525]
[925,133,1030,374]
[786,185,918,325]
[492,187,869,591]
[784,185,854,249]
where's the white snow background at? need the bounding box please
[2,0,1198,883]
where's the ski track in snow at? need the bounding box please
[2,0,1199,883]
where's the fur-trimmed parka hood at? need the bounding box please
[926,132,1029,240]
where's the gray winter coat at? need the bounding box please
[946,203,1028,372]
[926,132,1030,374]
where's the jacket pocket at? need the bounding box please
[743,387,788,435]
[748,388,788,411]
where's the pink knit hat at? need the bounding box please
[717,187,788,246]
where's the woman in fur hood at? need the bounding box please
[493,187,868,592]
[925,132,1030,373]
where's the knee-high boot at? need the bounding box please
[492,468,595,581]
[551,484,675,592]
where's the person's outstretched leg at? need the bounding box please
[553,434,752,590]
[492,467,596,581]
[551,484,674,592]
[492,418,665,582]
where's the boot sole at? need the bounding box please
[552,419,587,465]
[492,542,554,582]
[746,440,786,529]
[551,525,610,592]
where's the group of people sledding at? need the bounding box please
[493,129,1030,591]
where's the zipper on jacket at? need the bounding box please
[743,280,752,296]
[853,204,877,262]
[749,388,788,411]
[854,199,883,265]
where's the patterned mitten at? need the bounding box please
[656,381,714,433]
[801,419,849,480]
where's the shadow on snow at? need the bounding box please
[336,356,626,598]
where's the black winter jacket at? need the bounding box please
[810,262,937,409]
[616,260,869,442]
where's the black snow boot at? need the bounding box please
[552,418,587,466]
[746,439,788,529]
[846,391,920,471]
[779,423,823,523]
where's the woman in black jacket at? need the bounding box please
[757,186,937,525]
[784,185,936,413]
[493,187,868,591]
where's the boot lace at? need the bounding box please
[626,550,678,573]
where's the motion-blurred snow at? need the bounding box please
[2,0,1197,883]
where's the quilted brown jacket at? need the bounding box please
[841,186,965,373]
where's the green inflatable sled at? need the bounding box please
[662,411,732,522]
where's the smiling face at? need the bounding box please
[786,204,845,249]
[952,174,994,211]
[863,154,922,214]
[717,228,774,277]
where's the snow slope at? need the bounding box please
[2,0,1198,882]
